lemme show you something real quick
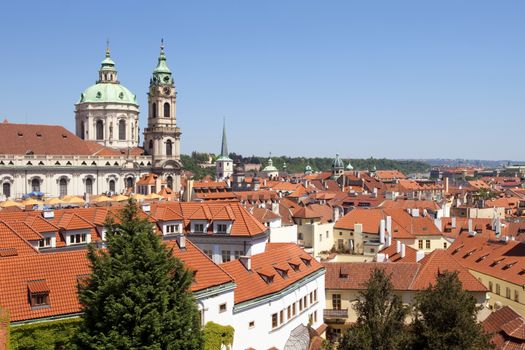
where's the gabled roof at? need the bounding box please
[483,306,525,349]
[220,243,324,304]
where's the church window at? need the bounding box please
[59,178,67,197]
[2,183,10,198]
[80,123,85,140]
[31,178,40,192]
[166,140,173,156]
[152,103,157,118]
[85,178,93,195]
[149,140,154,150]
[167,176,173,189]
[118,120,126,140]
[126,177,134,189]
[109,180,116,193]
[164,102,170,118]
[96,120,104,140]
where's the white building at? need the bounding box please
[0,43,182,200]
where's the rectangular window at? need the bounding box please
[279,310,284,325]
[418,240,423,249]
[314,310,317,323]
[81,234,86,242]
[326,230,329,238]
[249,321,255,329]
[332,294,341,310]
[319,233,322,242]
[489,281,493,292]
[314,289,317,302]
[203,250,212,259]
[217,224,228,233]
[234,250,243,259]
[194,224,204,232]
[506,287,511,299]
[221,250,231,263]
[310,292,313,304]
[426,240,431,249]
[515,290,520,303]
[299,298,303,311]
[69,235,74,244]
[219,303,227,313]
[496,283,501,295]
[443,242,447,249]
[287,305,291,319]
[272,313,278,329]
[292,303,296,316]
[304,295,308,308]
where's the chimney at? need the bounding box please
[141,204,151,213]
[451,217,456,228]
[416,250,425,262]
[411,208,419,217]
[401,243,406,258]
[239,256,251,271]
[386,216,392,235]
[184,179,194,202]
[176,235,186,249]
[396,240,401,254]
[379,219,385,244]
[385,234,392,247]
[468,218,473,233]
[376,253,386,263]
[495,219,502,236]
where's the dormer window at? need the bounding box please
[27,280,50,308]
[194,223,204,232]
[289,262,300,272]
[165,223,181,235]
[300,257,312,267]
[216,224,228,233]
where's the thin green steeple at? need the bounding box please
[152,39,173,85]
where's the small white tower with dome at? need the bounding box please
[75,44,139,148]
[215,119,233,181]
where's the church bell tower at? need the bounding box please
[143,40,182,192]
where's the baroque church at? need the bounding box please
[0,42,182,199]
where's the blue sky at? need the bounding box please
[0,1,524,160]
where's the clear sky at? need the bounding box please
[0,1,524,160]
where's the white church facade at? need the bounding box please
[0,43,182,200]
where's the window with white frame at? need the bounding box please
[38,237,51,248]
[193,223,205,232]
[216,223,228,233]
[219,303,227,313]
[165,224,180,234]
[69,233,87,245]
[221,250,231,263]
[271,313,278,329]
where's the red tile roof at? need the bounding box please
[483,306,525,349]
[221,243,324,304]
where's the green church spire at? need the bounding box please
[152,39,172,85]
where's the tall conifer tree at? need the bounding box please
[75,201,203,349]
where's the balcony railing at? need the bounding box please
[324,308,348,319]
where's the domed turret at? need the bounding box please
[75,44,139,148]
[331,153,344,178]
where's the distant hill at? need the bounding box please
[181,152,431,179]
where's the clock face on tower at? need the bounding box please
[163,87,171,95]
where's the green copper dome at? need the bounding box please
[77,46,137,105]
[78,83,137,104]
[151,40,173,85]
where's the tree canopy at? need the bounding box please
[412,271,493,350]
[74,201,203,349]
[338,268,409,350]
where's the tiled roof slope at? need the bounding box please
[324,249,485,292]
[149,202,267,237]
[165,239,234,292]
[449,233,525,286]
[0,239,233,322]
[221,243,324,304]
[483,306,525,350]
[0,250,90,322]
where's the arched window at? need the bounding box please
[166,140,172,156]
[152,103,157,118]
[118,120,126,140]
[96,120,104,140]
[31,178,40,192]
[149,140,154,150]
[85,178,93,195]
[80,122,85,140]
[59,178,67,197]
[164,102,170,118]
[167,176,173,190]
[2,183,10,198]
[109,179,116,193]
[126,177,134,189]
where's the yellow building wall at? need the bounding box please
[469,270,525,317]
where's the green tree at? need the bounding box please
[411,271,493,350]
[74,201,203,349]
[338,268,409,350]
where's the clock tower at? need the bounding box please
[143,40,182,193]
